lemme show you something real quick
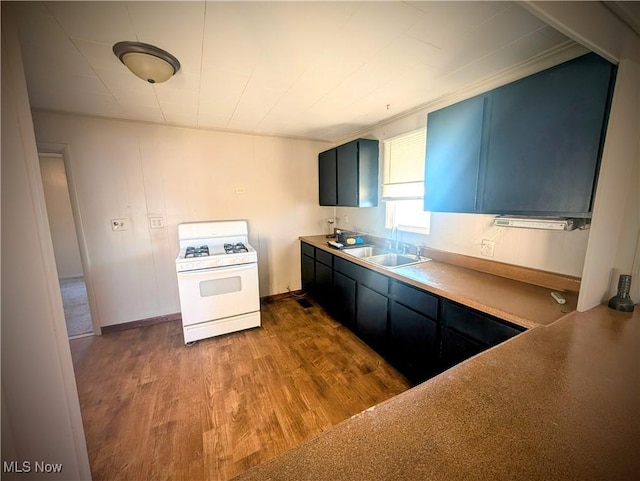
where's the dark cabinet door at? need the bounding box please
[301,254,315,292]
[318,139,378,207]
[481,53,615,216]
[440,327,485,371]
[424,94,486,213]
[337,141,359,207]
[439,299,524,371]
[441,300,524,347]
[388,301,438,383]
[315,260,333,307]
[356,284,388,353]
[333,271,356,330]
[319,148,337,206]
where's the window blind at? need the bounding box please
[382,128,426,200]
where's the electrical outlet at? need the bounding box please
[481,239,495,257]
[344,215,349,224]
[149,217,165,229]
[111,219,127,231]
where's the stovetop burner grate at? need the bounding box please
[224,242,248,254]
[185,245,210,258]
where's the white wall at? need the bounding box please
[39,154,84,279]
[1,6,91,479]
[32,112,332,327]
[337,207,590,277]
[579,59,640,308]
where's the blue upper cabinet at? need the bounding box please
[319,139,379,207]
[424,95,487,212]
[424,53,616,217]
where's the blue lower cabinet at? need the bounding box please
[301,253,315,292]
[315,260,333,307]
[356,284,389,354]
[333,271,356,330]
[388,301,438,383]
[300,242,526,385]
[439,328,485,371]
[439,300,525,370]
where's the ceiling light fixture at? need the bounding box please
[113,41,180,84]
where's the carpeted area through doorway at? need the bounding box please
[60,276,92,338]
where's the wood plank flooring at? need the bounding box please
[70,297,411,481]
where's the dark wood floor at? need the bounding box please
[70,296,411,481]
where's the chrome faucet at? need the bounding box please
[391,225,400,251]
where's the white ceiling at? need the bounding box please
[13,1,577,142]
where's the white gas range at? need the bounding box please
[176,220,260,344]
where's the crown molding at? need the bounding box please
[336,41,588,145]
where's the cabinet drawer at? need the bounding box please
[359,269,388,295]
[390,281,438,320]
[334,257,388,295]
[315,249,333,267]
[301,242,315,258]
[442,301,524,347]
[334,256,362,279]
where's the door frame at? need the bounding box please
[38,142,102,335]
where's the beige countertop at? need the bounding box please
[300,235,577,329]
[234,305,640,480]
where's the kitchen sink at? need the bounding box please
[365,253,425,268]
[342,246,429,269]
[341,246,389,258]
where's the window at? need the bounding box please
[382,128,430,234]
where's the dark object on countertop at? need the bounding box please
[336,230,366,246]
[608,274,635,312]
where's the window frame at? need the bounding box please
[382,128,430,235]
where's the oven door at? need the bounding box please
[177,263,259,326]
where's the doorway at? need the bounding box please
[39,153,94,338]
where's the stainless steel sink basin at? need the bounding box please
[341,244,430,269]
[365,253,424,268]
[342,246,389,258]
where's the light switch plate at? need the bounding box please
[149,217,165,229]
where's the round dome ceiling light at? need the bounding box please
[113,41,180,84]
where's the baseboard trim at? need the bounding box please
[101,312,181,334]
[261,290,305,304]
[101,292,306,333]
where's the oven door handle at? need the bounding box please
[177,262,257,277]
